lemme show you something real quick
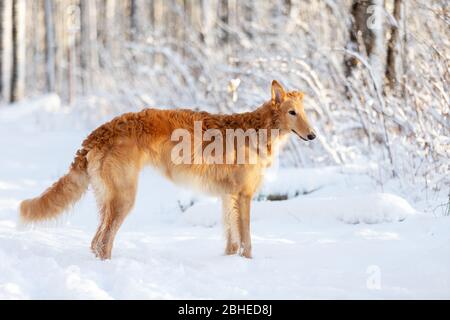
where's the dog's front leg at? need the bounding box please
[238,194,252,258]
[222,194,240,255]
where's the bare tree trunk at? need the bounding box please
[385,0,402,90]
[0,0,3,100]
[148,0,155,32]
[104,0,117,57]
[66,1,80,103]
[152,0,165,65]
[44,0,56,92]
[401,0,408,99]
[80,0,99,93]
[127,0,136,41]
[197,0,206,43]
[54,0,66,99]
[27,0,40,96]
[284,0,292,15]
[0,0,14,102]
[241,0,253,39]
[345,0,376,77]
[218,0,229,45]
[181,0,192,57]
[10,0,26,103]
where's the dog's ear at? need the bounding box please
[271,80,286,105]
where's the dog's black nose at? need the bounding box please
[307,133,316,140]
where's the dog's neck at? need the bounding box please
[251,101,290,155]
[241,100,282,132]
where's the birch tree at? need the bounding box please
[44,0,56,92]
[0,1,3,100]
[10,0,26,102]
[80,0,99,93]
[1,0,13,102]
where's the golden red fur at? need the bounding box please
[20,80,316,259]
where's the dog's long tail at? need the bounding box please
[20,148,89,223]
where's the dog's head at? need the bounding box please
[270,80,316,141]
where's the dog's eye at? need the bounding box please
[288,110,296,116]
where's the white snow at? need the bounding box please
[0,100,449,299]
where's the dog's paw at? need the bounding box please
[239,246,252,259]
[225,243,239,255]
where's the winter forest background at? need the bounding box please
[0,0,449,299]
[1,0,449,194]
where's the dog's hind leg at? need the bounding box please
[91,213,105,254]
[93,191,137,260]
[222,194,240,255]
[89,149,140,260]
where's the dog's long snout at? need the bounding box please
[307,132,316,140]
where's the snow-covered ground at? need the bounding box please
[0,98,449,299]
